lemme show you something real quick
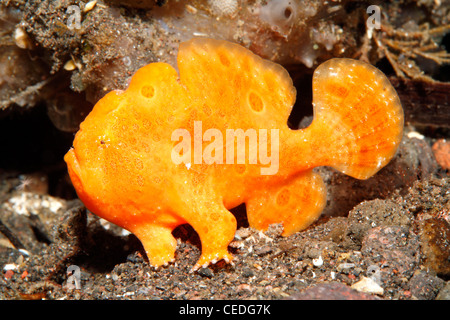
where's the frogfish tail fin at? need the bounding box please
[308,58,403,180]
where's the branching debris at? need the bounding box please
[373,22,450,81]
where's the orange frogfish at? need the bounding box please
[64,38,403,271]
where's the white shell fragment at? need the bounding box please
[312,255,323,267]
[83,1,97,13]
[14,27,33,49]
[351,276,384,295]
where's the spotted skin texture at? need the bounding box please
[64,38,403,271]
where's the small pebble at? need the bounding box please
[337,263,356,272]
[3,263,18,271]
[255,245,272,256]
[436,282,450,300]
[3,269,14,280]
[235,228,252,240]
[242,267,254,278]
[432,139,450,169]
[312,256,323,267]
[198,267,213,278]
[408,270,445,300]
[351,276,384,295]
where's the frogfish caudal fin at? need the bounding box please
[301,58,403,180]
